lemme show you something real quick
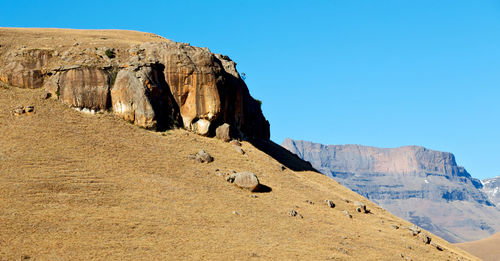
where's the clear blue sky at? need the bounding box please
[2,1,500,179]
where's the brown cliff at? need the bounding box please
[0,28,269,139]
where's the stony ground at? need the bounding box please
[0,87,480,260]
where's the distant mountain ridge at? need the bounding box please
[282,138,500,243]
[482,176,500,207]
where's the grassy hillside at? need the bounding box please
[457,232,500,261]
[0,85,479,260]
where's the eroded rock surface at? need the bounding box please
[58,67,110,110]
[0,28,269,139]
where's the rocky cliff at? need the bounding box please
[282,138,500,243]
[0,28,269,139]
[482,176,500,207]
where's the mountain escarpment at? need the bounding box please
[0,28,269,139]
[282,138,500,243]
[482,176,500,207]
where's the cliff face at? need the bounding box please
[0,28,269,139]
[282,138,500,243]
[482,176,500,207]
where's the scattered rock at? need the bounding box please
[13,107,25,115]
[280,165,286,171]
[288,209,303,218]
[249,194,258,198]
[215,123,232,142]
[342,198,350,203]
[431,242,443,251]
[72,42,79,46]
[193,150,213,163]
[232,210,240,216]
[233,146,245,155]
[25,106,34,113]
[226,175,235,183]
[391,225,400,230]
[418,233,431,244]
[229,140,242,146]
[343,210,352,218]
[325,199,335,208]
[41,92,51,99]
[229,172,260,192]
[408,225,421,236]
[305,200,314,205]
[354,201,369,213]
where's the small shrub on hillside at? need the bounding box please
[105,49,115,59]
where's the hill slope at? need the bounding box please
[282,138,500,243]
[456,232,500,261]
[0,85,479,259]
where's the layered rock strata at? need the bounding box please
[0,28,269,139]
[282,138,500,243]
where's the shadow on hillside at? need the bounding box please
[255,184,272,193]
[249,139,319,173]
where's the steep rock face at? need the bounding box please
[482,176,500,207]
[0,28,269,139]
[0,49,52,89]
[111,64,180,129]
[282,138,500,243]
[58,68,110,110]
[140,42,269,138]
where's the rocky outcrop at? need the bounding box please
[482,176,500,207]
[0,49,52,89]
[0,28,269,139]
[111,64,180,129]
[58,68,110,110]
[282,138,500,243]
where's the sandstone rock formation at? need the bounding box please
[282,138,500,243]
[482,176,500,207]
[0,28,269,139]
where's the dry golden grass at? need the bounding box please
[0,86,480,260]
[456,232,500,261]
[0,27,167,48]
